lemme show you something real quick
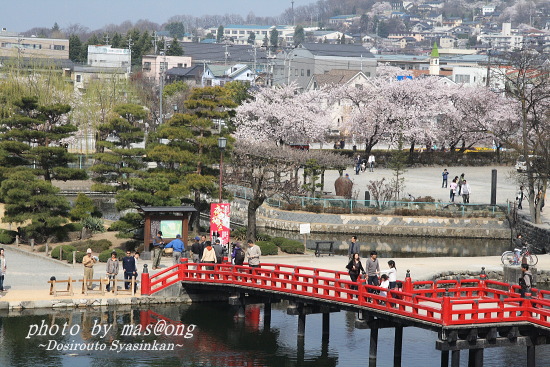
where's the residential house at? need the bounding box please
[306,69,372,134]
[87,45,131,71]
[165,65,204,86]
[72,45,131,92]
[328,15,360,26]
[208,25,294,46]
[142,55,192,83]
[272,43,376,90]
[202,63,254,86]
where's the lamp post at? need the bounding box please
[218,137,227,203]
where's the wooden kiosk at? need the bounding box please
[139,206,197,258]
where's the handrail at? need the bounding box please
[142,259,550,329]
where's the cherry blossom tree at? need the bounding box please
[234,83,331,145]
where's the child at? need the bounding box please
[379,274,389,297]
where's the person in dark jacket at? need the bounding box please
[212,239,224,264]
[122,251,137,290]
[346,253,366,290]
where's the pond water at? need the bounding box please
[1,302,547,367]
[263,229,512,257]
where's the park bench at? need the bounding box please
[315,241,335,257]
[48,277,76,296]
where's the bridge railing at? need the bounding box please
[141,260,549,328]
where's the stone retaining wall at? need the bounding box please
[431,268,550,287]
[231,198,510,239]
[516,218,550,253]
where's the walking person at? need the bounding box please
[246,240,261,268]
[461,179,471,203]
[458,173,465,195]
[367,154,376,172]
[354,155,361,175]
[516,186,525,210]
[122,251,137,291]
[151,230,164,270]
[366,251,380,293]
[82,248,97,290]
[346,253,366,291]
[348,235,360,260]
[105,251,119,292]
[449,178,458,202]
[442,169,449,188]
[164,234,185,265]
[0,248,6,292]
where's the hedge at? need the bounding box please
[0,229,17,244]
[99,248,125,262]
[272,237,304,254]
[72,239,112,253]
[51,245,76,261]
[256,241,278,256]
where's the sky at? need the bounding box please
[1,0,313,33]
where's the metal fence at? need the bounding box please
[226,185,509,218]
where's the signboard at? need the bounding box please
[299,223,311,235]
[397,75,413,81]
[210,203,231,247]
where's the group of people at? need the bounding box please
[354,154,376,175]
[152,230,262,271]
[446,171,471,204]
[516,185,545,212]
[83,248,140,292]
[346,236,397,298]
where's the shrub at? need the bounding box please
[272,237,304,254]
[99,248,125,262]
[0,229,17,244]
[36,245,46,252]
[74,251,86,263]
[82,217,106,233]
[51,245,77,261]
[72,239,112,253]
[122,240,141,252]
[64,222,84,232]
[256,241,278,256]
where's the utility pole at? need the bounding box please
[196,59,211,87]
[104,33,110,45]
[224,43,229,66]
[486,43,491,88]
[292,0,295,26]
[159,45,167,126]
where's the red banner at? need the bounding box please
[210,203,231,247]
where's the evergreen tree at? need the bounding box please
[0,96,87,182]
[0,170,71,242]
[293,25,305,46]
[216,26,224,43]
[166,40,184,56]
[165,22,185,39]
[148,86,237,231]
[69,35,83,62]
[269,28,279,50]
[247,31,256,45]
[91,103,147,192]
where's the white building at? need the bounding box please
[208,25,295,46]
[87,45,131,71]
[202,63,255,86]
[478,23,523,51]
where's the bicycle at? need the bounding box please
[501,246,538,266]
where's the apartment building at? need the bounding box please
[0,29,69,59]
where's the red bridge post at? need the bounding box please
[141,264,151,295]
[442,289,451,325]
[403,270,412,301]
[479,267,487,297]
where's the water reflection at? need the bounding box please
[264,229,511,257]
[0,302,549,367]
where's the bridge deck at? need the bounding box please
[141,261,550,332]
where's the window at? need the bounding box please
[177,63,183,67]
[307,69,310,76]
[301,69,304,76]
[206,79,212,86]
[53,44,65,50]
[143,62,151,71]
[160,62,168,71]
[295,69,298,76]
[76,75,81,82]
[455,74,470,84]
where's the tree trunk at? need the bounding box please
[192,190,200,234]
[246,199,263,241]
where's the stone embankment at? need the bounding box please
[231,198,510,239]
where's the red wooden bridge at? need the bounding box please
[141,260,550,367]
